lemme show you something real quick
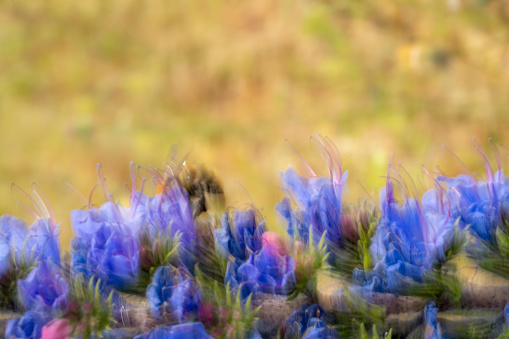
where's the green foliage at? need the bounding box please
[0,243,38,309]
[435,309,500,339]
[195,272,261,339]
[287,229,329,301]
[137,226,181,291]
[140,226,181,271]
[329,205,379,280]
[442,219,468,264]
[67,275,115,339]
[406,219,465,307]
[335,288,388,338]
[360,323,392,339]
[358,220,377,271]
[193,219,228,285]
[472,219,509,280]
[408,267,463,308]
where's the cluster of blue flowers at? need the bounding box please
[3,141,509,338]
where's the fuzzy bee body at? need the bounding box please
[159,149,225,220]
[178,164,225,219]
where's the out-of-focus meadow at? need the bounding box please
[1,0,508,248]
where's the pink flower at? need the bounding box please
[42,319,72,339]
[262,231,289,256]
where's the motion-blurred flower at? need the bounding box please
[424,301,442,339]
[18,260,69,317]
[282,304,338,339]
[145,185,196,272]
[70,202,140,290]
[5,311,47,339]
[226,242,296,301]
[0,215,61,276]
[134,322,213,339]
[262,231,289,256]
[275,166,346,251]
[438,170,509,242]
[275,138,348,267]
[146,265,201,322]
[354,182,457,293]
[41,319,72,339]
[216,208,266,262]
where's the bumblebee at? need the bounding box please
[159,148,225,219]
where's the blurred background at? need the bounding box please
[1,0,508,249]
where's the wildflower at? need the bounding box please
[145,185,196,272]
[146,265,201,322]
[216,208,266,261]
[18,260,69,317]
[226,242,296,301]
[0,215,61,277]
[262,231,289,257]
[41,319,72,339]
[424,301,442,339]
[354,184,456,293]
[282,304,338,339]
[276,167,346,247]
[134,322,213,339]
[438,171,509,242]
[70,202,140,289]
[275,139,347,263]
[5,311,47,339]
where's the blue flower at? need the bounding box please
[0,215,27,277]
[283,304,338,339]
[275,166,347,256]
[424,301,442,339]
[0,215,61,277]
[5,311,47,339]
[17,261,69,317]
[354,185,455,293]
[438,171,509,242]
[145,186,196,272]
[70,202,140,289]
[146,266,201,322]
[134,322,213,339]
[226,242,296,301]
[216,208,266,261]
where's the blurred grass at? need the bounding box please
[0,0,508,249]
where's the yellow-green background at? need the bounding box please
[1,0,508,249]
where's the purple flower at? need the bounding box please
[134,322,212,339]
[438,170,509,242]
[146,266,201,322]
[354,185,455,293]
[275,165,347,263]
[5,311,47,339]
[215,208,266,261]
[70,202,140,289]
[282,304,338,339]
[17,261,69,316]
[145,186,196,272]
[0,215,61,277]
[226,242,296,301]
[424,301,442,339]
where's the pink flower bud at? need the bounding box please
[42,319,72,339]
[262,231,289,256]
